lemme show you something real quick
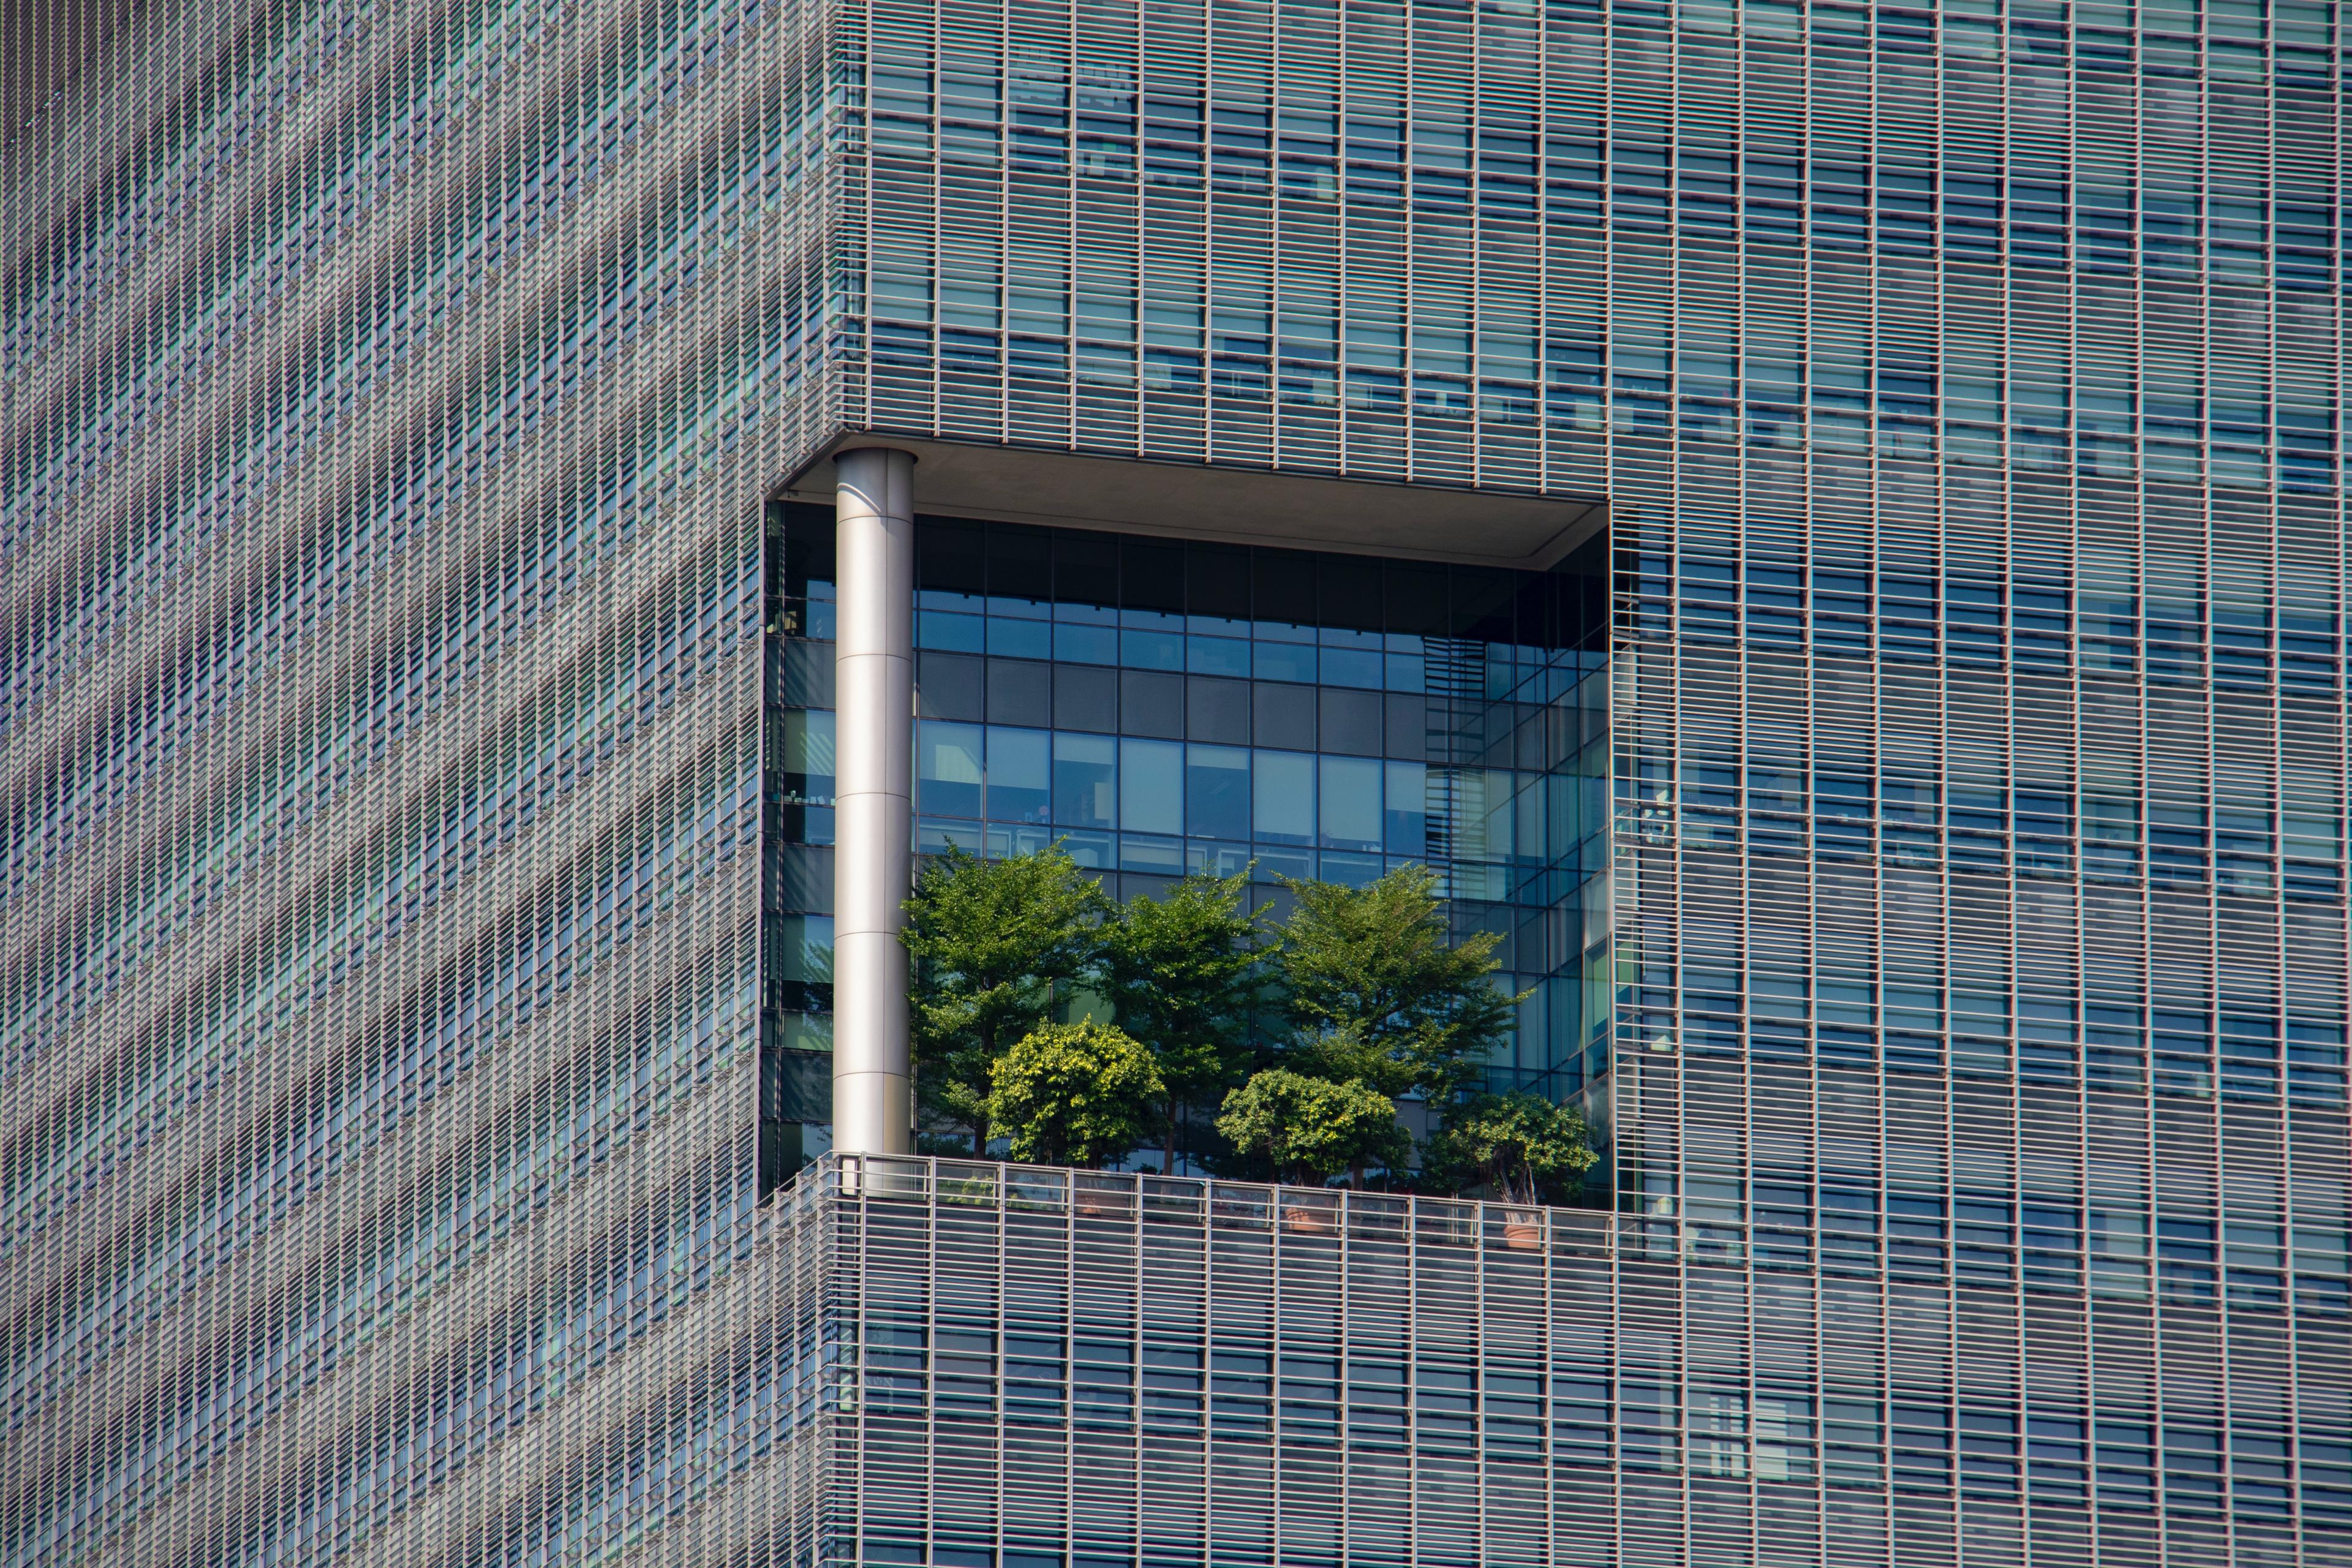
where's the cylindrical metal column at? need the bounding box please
[831,447,916,1155]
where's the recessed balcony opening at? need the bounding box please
[758,447,1610,1197]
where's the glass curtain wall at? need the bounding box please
[761,500,1607,1188]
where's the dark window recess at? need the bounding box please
[771,843,831,914]
[1253,551,1317,624]
[1056,530,1120,603]
[1188,544,1253,617]
[1254,682,1317,748]
[1385,693,1429,761]
[1122,536,1188,611]
[918,652,986,720]
[1319,687,1384,756]
[1120,670,1185,737]
[987,658,1051,727]
[990,525,1054,600]
[1188,677,1251,744]
[765,1049,832,1121]
[1054,664,1120,732]
[781,639,834,707]
[919,516,988,594]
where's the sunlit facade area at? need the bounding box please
[2,0,2345,1566]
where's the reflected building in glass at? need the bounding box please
[2,0,2345,1564]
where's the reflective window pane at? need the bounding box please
[1120,737,1183,835]
[1186,744,1251,840]
[988,726,1050,823]
[919,720,985,818]
[1053,733,1117,829]
[1254,750,1316,845]
[1319,755,1383,851]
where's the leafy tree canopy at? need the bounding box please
[1215,1068,1409,1187]
[899,850,1598,1207]
[987,1020,1165,1167]
[1097,867,1267,1166]
[1275,865,1523,1101]
[1425,1090,1596,1207]
[903,843,1109,1152]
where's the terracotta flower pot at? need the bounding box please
[1281,1205,1334,1235]
[1502,1210,1543,1250]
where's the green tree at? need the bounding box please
[1425,1090,1596,1207]
[1275,865,1524,1101]
[1097,867,1267,1172]
[987,1021,1166,1167]
[1215,1068,1409,1186]
[903,844,1109,1153]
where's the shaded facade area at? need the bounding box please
[761,500,1610,1188]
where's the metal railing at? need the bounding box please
[816,1150,1616,1255]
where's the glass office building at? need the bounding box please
[2,1,2345,1567]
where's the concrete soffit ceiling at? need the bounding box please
[780,434,1610,572]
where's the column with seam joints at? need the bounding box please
[831,447,916,1156]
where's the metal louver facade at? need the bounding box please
[816,1155,1623,1568]
[5,0,2348,1565]
[3,0,837,1561]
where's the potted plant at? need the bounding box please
[985,1020,1164,1190]
[1427,1091,1597,1250]
[1213,1069,1409,1228]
